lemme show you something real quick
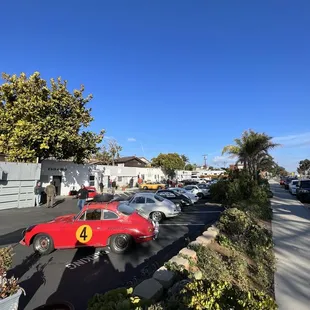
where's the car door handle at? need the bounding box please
[96,227,100,229]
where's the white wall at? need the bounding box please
[41,160,199,195]
[0,162,41,210]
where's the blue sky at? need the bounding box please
[1,1,310,171]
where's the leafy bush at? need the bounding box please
[88,287,155,310]
[209,172,272,220]
[0,246,21,299]
[163,279,277,310]
[217,208,273,260]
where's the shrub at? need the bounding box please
[209,180,229,204]
[217,208,273,260]
[163,279,277,310]
[0,246,21,300]
[87,287,153,310]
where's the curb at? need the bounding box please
[132,224,219,301]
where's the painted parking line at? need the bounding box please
[183,211,221,214]
[159,223,205,226]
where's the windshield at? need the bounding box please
[301,181,310,188]
[154,195,165,202]
[117,204,135,215]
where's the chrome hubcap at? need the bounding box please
[35,236,50,252]
[115,235,129,250]
[152,212,162,222]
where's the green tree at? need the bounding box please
[107,139,122,166]
[184,163,194,171]
[95,138,122,165]
[151,153,185,177]
[297,159,310,176]
[222,130,280,182]
[0,72,104,163]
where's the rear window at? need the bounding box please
[117,204,135,215]
[154,195,164,202]
[300,181,310,188]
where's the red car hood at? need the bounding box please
[50,214,75,223]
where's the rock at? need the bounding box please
[179,247,197,261]
[193,270,203,280]
[195,236,211,246]
[202,230,217,239]
[169,255,190,270]
[208,226,220,234]
[133,278,163,301]
[167,279,191,296]
[188,241,200,249]
[153,266,175,289]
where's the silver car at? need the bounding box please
[122,193,181,222]
[168,187,199,203]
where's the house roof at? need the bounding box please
[114,156,146,164]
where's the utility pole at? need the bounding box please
[202,154,208,168]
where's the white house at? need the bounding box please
[40,160,168,196]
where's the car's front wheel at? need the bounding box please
[33,233,54,255]
[150,211,164,222]
[143,186,148,190]
[109,234,132,254]
[197,192,203,199]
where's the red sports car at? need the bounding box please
[74,186,98,201]
[20,201,159,255]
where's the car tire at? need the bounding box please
[143,186,148,190]
[109,234,132,254]
[150,211,164,222]
[157,186,162,190]
[33,233,54,255]
[197,193,203,199]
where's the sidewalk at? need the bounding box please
[271,182,310,310]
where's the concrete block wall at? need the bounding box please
[132,225,219,302]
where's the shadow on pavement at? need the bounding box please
[0,228,26,246]
[43,222,212,310]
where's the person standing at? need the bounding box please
[129,177,134,188]
[34,181,43,207]
[99,181,104,194]
[77,184,88,210]
[45,181,56,208]
[111,179,116,195]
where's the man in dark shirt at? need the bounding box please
[77,185,88,211]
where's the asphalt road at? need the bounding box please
[0,194,223,310]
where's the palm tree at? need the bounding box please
[222,130,280,182]
[181,154,189,169]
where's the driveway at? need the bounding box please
[0,196,222,310]
[271,182,310,310]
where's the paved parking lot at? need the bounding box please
[0,194,223,310]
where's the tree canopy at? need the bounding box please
[0,72,104,163]
[297,159,310,176]
[222,129,280,181]
[151,153,185,177]
[95,138,122,166]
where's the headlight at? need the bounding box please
[300,190,309,193]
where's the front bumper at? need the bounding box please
[20,229,26,245]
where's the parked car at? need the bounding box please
[197,183,211,196]
[75,186,98,201]
[168,187,199,204]
[20,201,158,255]
[155,189,193,207]
[289,180,299,195]
[284,177,297,190]
[183,185,206,198]
[121,192,181,222]
[139,182,165,190]
[296,179,310,203]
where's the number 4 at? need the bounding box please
[80,227,88,241]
